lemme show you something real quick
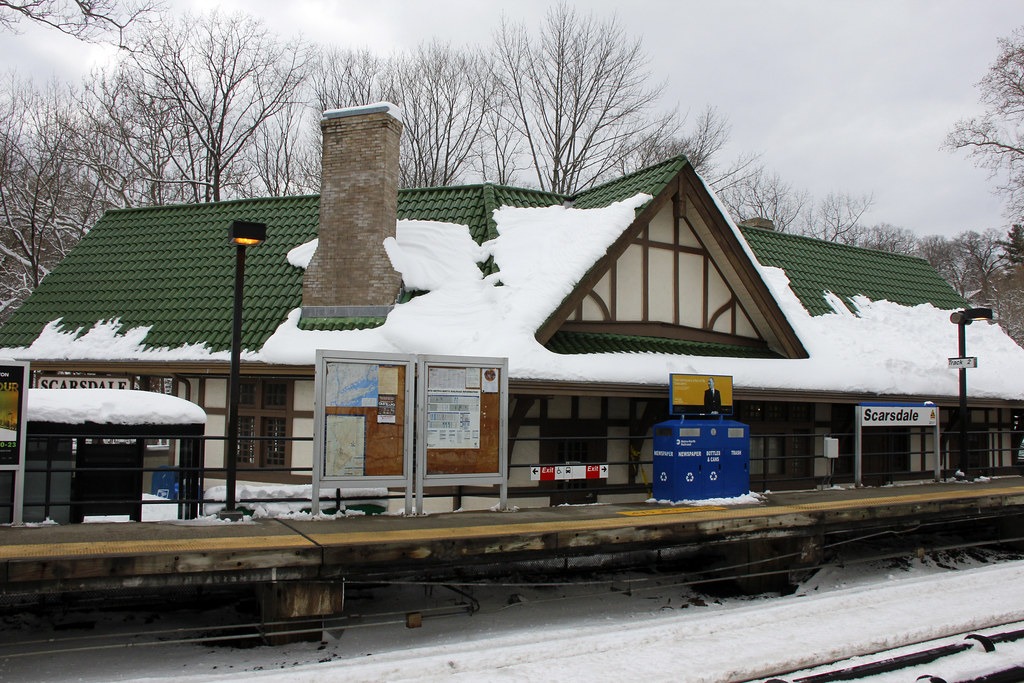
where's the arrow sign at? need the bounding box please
[948,357,977,369]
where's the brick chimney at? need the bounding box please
[302,103,404,318]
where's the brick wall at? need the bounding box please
[303,108,404,309]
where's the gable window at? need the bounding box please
[236,379,291,470]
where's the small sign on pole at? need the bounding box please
[948,357,977,369]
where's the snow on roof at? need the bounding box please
[10,192,1024,402]
[28,389,207,425]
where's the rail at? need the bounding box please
[2,427,1020,524]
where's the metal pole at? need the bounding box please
[958,320,968,477]
[854,408,863,487]
[224,244,246,515]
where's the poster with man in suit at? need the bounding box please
[669,374,733,416]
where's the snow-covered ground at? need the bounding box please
[2,538,1024,682]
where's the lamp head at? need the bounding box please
[229,221,266,247]
[950,307,994,325]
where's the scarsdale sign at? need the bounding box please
[859,404,937,427]
[38,375,130,390]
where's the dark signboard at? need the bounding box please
[0,363,26,466]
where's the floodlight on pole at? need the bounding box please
[222,220,266,519]
[949,307,994,479]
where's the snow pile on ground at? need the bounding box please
[201,484,389,518]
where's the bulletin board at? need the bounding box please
[416,355,508,509]
[312,350,415,514]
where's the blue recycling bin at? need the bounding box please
[652,418,749,501]
[712,421,750,497]
[151,466,179,500]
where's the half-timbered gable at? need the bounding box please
[537,161,807,361]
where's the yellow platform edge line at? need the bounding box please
[4,485,1024,560]
[0,534,316,561]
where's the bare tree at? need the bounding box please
[917,234,970,296]
[801,191,874,243]
[958,228,1006,302]
[853,223,919,254]
[391,42,497,188]
[946,27,1024,224]
[0,74,100,319]
[309,47,388,113]
[615,104,760,192]
[916,229,1006,301]
[119,11,311,202]
[719,166,809,234]
[251,98,319,197]
[78,66,192,207]
[491,3,677,194]
[311,43,501,188]
[0,0,159,47]
[477,104,527,186]
[992,266,1024,346]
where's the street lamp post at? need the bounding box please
[949,307,994,479]
[222,220,266,519]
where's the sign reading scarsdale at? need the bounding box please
[37,375,131,390]
[859,403,937,427]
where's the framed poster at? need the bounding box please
[0,361,29,524]
[416,355,508,510]
[669,373,734,416]
[312,350,415,514]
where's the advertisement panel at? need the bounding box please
[669,374,734,416]
[0,363,27,466]
[0,361,29,524]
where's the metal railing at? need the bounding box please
[3,427,1021,524]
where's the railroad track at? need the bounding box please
[762,622,1024,683]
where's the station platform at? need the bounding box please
[3,477,1024,597]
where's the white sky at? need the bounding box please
[1,0,1021,237]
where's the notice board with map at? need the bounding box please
[312,351,416,512]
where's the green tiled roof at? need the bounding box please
[546,331,782,358]
[739,226,966,316]
[0,196,320,352]
[397,184,564,245]
[297,317,386,332]
[572,155,688,209]
[0,156,966,359]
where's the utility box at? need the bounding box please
[652,418,750,501]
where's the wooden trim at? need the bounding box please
[707,298,734,331]
[26,360,316,377]
[678,166,807,359]
[558,320,769,348]
[509,378,1017,409]
[534,179,677,343]
[586,292,612,321]
[673,194,681,326]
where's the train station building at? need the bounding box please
[2,103,1024,508]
